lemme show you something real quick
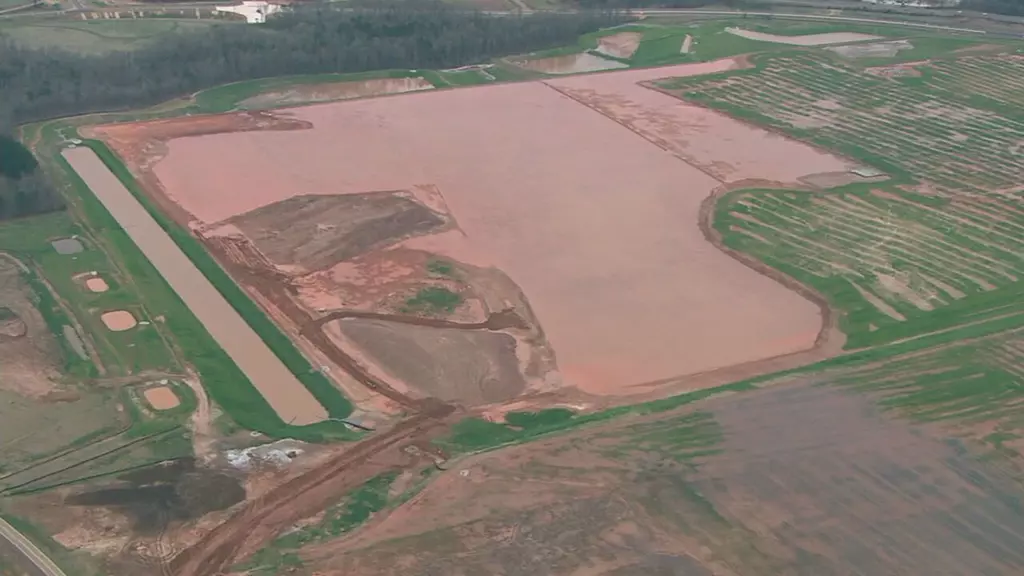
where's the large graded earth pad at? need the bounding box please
[328,317,527,405]
[239,77,434,109]
[61,147,328,426]
[140,58,826,395]
[298,381,1024,575]
[85,276,109,293]
[217,192,447,274]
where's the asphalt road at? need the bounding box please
[0,517,67,576]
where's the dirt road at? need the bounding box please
[0,516,66,576]
[62,147,328,426]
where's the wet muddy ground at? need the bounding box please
[301,380,1024,575]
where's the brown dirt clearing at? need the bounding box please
[85,276,109,293]
[143,385,180,410]
[100,310,137,332]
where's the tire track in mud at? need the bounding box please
[168,411,452,576]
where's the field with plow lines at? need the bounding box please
[661,51,1024,348]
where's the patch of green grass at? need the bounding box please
[194,69,423,113]
[402,286,462,314]
[241,472,398,574]
[436,69,493,86]
[426,259,456,277]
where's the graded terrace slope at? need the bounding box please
[135,58,847,395]
[61,147,328,425]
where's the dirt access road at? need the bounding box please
[61,147,328,425]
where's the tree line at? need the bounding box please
[0,1,626,219]
[961,0,1024,16]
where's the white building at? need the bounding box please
[215,1,282,24]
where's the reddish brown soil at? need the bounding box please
[142,386,178,410]
[119,59,824,397]
[100,310,136,332]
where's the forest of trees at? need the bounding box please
[962,0,1024,16]
[0,1,626,219]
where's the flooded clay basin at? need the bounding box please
[146,59,827,395]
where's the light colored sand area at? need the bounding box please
[681,34,693,54]
[546,62,855,184]
[595,31,642,60]
[240,77,433,109]
[62,147,328,425]
[151,59,822,393]
[513,52,627,75]
[85,277,108,292]
[144,385,180,410]
[726,27,882,46]
[828,40,913,59]
[100,310,136,331]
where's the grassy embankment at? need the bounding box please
[25,119,357,442]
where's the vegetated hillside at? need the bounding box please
[0,0,626,220]
[0,135,63,219]
[962,0,1024,16]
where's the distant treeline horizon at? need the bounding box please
[0,0,627,220]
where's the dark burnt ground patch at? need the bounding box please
[65,459,245,534]
[226,192,445,272]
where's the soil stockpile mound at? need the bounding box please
[223,193,446,272]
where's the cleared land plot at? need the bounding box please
[143,386,179,410]
[100,310,136,332]
[294,381,1024,575]
[0,19,223,54]
[331,318,525,405]
[725,27,882,46]
[62,147,328,426]
[142,60,827,394]
[828,39,914,58]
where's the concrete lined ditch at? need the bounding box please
[62,147,328,425]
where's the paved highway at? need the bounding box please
[0,517,67,576]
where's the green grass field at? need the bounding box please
[0,18,226,54]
